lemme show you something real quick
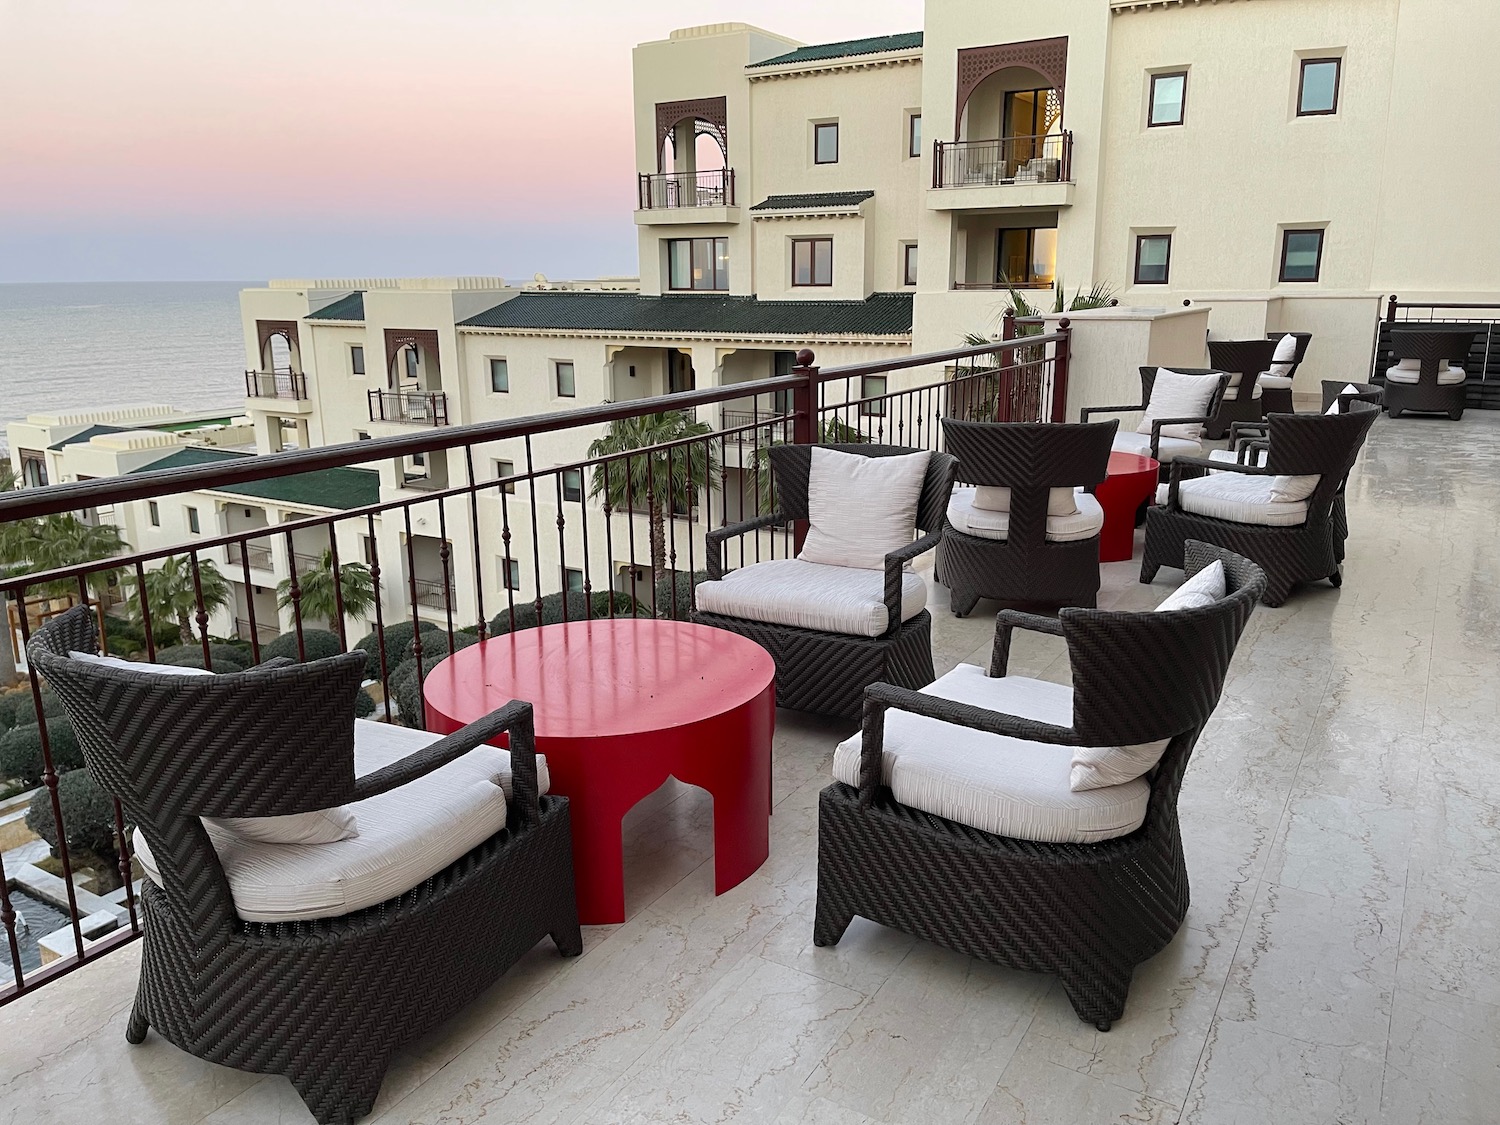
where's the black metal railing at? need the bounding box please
[227,542,273,571]
[638,168,735,209]
[0,323,1069,1005]
[244,370,308,400]
[933,132,1073,189]
[368,390,450,426]
[1375,295,1500,409]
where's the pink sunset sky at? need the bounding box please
[0,0,921,283]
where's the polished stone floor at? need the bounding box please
[4,410,1498,1124]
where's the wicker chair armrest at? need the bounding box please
[989,610,1066,677]
[353,700,541,828]
[1228,420,1270,445]
[704,512,782,580]
[880,530,942,634]
[258,657,296,670]
[1079,403,1144,423]
[858,682,1078,805]
[1166,454,1269,508]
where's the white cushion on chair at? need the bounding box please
[947,487,1104,543]
[1155,560,1225,612]
[1385,360,1466,386]
[134,720,549,923]
[1259,374,1294,391]
[1225,372,1265,400]
[1204,450,1319,503]
[68,651,213,677]
[1174,472,1310,527]
[1113,431,1201,464]
[693,558,926,638]
[1267,333,1299,378]
[830,665,1156,842]
[1138,369,1221,440]
[799,447,931,570]
[1207,448,1266,468]
[973,485,1078,517]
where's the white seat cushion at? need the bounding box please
[1113,431,1201,464]
[1385,359,1466,386]
[973,485,1078,517]
[1259,374,1294,391]
[1155,560,1226,612]
[1139,369,1222,439]
[134,719,549,923]
[1267,333,1300,378]
[1174,472,1310,526]
[831,666,1155,842]
[693,558,925,637]
[1207,448,1266,468]
[1205,449,1319,501]
[947,487,1104,543]
[1224,372,1265,399]
[799,447,932,570]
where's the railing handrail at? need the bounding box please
[936,131,1068,148]
[637,167,735,209]
[0,333,1067,524]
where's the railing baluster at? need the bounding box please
[666,444,678,620]
[625,458,639,610]
[465,448,487,639]
[366,514,393,720]
[403,506,425,719]
[436,498,455,645]
[281,533,305,661]
[602,459,615,618]
[326,522,348,648]
[525,437,543,621]
[499,473,516,619]
[0,843,25,994]
[239,538,261,662]
[187,551,212,669]
[555,473,569,624]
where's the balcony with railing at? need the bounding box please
[367,389,449,426]
[226,541,274,572]
[928,132,1075,210]
[635,168,739,224]
[244,369,309,402]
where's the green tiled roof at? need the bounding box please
[49,424,125,451]
[748,32,922,69]
[306,292,365,321]
[132,447,381,510]
[750,191,875,212]
[459,292,913,337]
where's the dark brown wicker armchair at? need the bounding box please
[1141,402,1379,606]
[27,607,580,1125]
[1380,328,1477,419]
[815,542,1265,1030]
[692,443,958,721]
[937,419,1117,616]
[1259,332,1313,414]
[1205,338,1280,438]
[1080,367,1230,482]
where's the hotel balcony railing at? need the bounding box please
[226,541,274,571]
[244,369,308,400]
[637,168,735,210]
[0,316,1070,1005]
[234,617,280,644]
[720,408,792,445]
[932,132,1073,189]
[368,390,450,426]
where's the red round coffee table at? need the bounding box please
[423,618,776,925]
[1094,452,1160,563]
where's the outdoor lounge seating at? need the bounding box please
[1321,378,1383,414]
[937,418,1117,615]
[1141,402,1379,606]
[26,607,581,1125]
[1080,366,1230,480]
[693,442,958,721]
[1257,331,1313,414]
[1381,328,1477,419]
[814,541,1265,1030]
[1205,338,1280,438]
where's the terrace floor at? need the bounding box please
[4,410,1498,1124]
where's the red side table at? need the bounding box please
[1094,452,1160,563]
[423,618,776,925]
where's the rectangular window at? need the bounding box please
[996,227,1058,288]
[1279,228,1325,282]
[148,500,160,527]
[791,238,834,287]
[489,357,509,393]
[501,557,521,591]
[186,506,200,534]
[1298,58,1341,116]
[561,467,583,503]
[355,430,371,441]
[17,450,47,488]
[563,568,584,593]
[860,375,888,417]
[494,459,516,494]
[1149,71,1187,127]
[1134,234,1173,285]
[350,345,365,376]
[814,121,839,164]
[669,355,694,395]
[903,243,919,286]
[362,535,376,565]
[907,113,922,158]
[555,361,576,398]
[666,237,729,291]
[404,347,419,381]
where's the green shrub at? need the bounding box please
[260,628,344,664]
[154,643,250,673]
[400,627,479,668]
[26,768,125,862]
[0,687,66,732]
[354,688,377,719]
[354,620,439,680]
[489,590,645,636]
[653,570,710,620]
[100,615,147,658]
[0,717,84,788]
[386,660,425,728]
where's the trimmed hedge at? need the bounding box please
[354,688,376,719]
[400,628,479,668]
[488,590,645,637]
[0,687,64,733]
[260,629,344,665]
[354,620,440,680]
[154,643,251,674]
[386,660,424,729]
[653,570,710,621]
[0,717,84,788]
[26,768,125,863]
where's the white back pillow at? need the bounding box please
[1267,334,1299,377]
[1137,370,1219,442]
[800,447,932,570]
[972,485,1079,517]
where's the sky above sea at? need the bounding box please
[0,1,922,283]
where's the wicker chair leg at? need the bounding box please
[125,998,149,1045]
[291,1057,387,1125]
[1140,559,1160,584]
[950,590,981,619]
[1059,963,1133,1033]
[812,890,855,948]
[1328,568,1343,588]
[551,921,584,957]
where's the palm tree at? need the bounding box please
[748,417,866,517]
[276,549,375,632]
[128,556,231,644]
[587,410,718,577]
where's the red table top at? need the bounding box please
[1106,451,1160,478]
[423,618,775,740]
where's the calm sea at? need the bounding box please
[0,281,257,453]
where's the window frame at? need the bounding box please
[1133,233,1173,285]
[791,237,834,288]
[666,236,729,292]
[494,458,516,495]
[994,226,1059,288]
[813,121,839,165]
[1296,57,1342,117]
[860,375,888,417]
[186,506,200,535]
[561,467,584,503]
[907,113,922,158]
[350,344,365,377]
[17,449,47,488]
[1278,228,1326,283]
[563,567,584,594]
[554,360,576,398]
[148,500,160,527]
[488,357,509,393]
[1148,70,1188,128]
[902,243,918,287]
[501,557,521,591]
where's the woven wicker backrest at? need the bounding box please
[1139,367,1231,418]
[769,443,958,534]
[1262,403,1379,512]
[1320,380,1382,413]
[1265,331,1313,369]
[1206,340,1280,403]
[1388,329,1477,386]
[1060,542,1263,749]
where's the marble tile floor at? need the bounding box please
[4,410,1500,1124]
